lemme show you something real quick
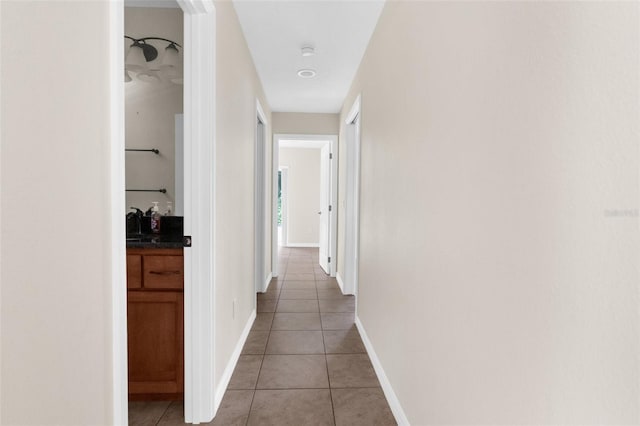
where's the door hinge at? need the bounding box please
[328,256,331,263]
[329,153,333,159]
[328,205,332,212]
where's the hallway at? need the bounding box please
[129,247,396,425]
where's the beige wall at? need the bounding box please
[214,0,272,387]
[272,112,338,135]
[1,1,113,424]
[125,7,183,213]
[339,1,639,424]
[279,148,321,246]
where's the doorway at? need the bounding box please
[342,96,361,296]
[272,134,338,277]
[111,0,216,424]
[278,167,290,248]
[255,101,269,293]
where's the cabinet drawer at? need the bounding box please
[127,255,142,289]
[143,255,184,289]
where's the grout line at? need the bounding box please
[154,401,173,426]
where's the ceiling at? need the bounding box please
[233,0,385,113]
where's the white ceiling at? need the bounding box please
[233,0,385,113]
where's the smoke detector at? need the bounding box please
[297,69,317,78]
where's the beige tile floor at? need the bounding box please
[129,247,396,426]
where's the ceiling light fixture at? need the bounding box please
[301,46,315,57]
[297,69,317,78]
[124,35,182,83]
[137,71,161,84]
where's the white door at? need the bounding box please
[319,144,331,273]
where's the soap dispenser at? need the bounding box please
[151,202,161,234]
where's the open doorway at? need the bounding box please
[277,167,289,247]
[255,101,269,293]
[342,96,361,296]
[272,134,338,277]
[112,1,216,424]
[123,3,186,422]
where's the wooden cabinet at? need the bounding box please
[127,254,142,289]
[127,248,183,400]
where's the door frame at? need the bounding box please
[109,1,217,424]
[255,100,269,292]
[272,134,338,276]
[343,95,361,296]
[279,167,290,248]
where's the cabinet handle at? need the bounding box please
[149,270,181,276]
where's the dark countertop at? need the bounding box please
[126,234,186,249]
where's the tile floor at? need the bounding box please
[129,247,396,426]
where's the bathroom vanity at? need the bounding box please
[126,245,184,401]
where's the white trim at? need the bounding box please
[276,133,337,143]
[109,2,128,424]
[272,142,279,277]
[280,139,329,149]
[355,316,410,426]
[345,94,361,125]
[286,243,320,248]
[263,273,273,292]
[256,99,268,126]
[335,272,346,294]
[176,1,217,424]
[273,134,338,276]
[343,95,361,296]
[213,309,256,413]
[255,99,268,294]
[279,167,289,249]
[328,138,338,278]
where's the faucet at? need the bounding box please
[126,207,144,235]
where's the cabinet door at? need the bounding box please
[127,292,183,395]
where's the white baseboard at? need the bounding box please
[213,309,256,415]
[286,243,319,248]
[336,272,345,293]
[263,273,273,292]
[355,316,410,426]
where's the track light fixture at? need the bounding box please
[124,35,182,83]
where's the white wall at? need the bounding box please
[279,147,321,246]
[125,7,183,213]
[214,0,272,387]
[1,1,113,424]
[272,112,338,135]
[339,1,639,424]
